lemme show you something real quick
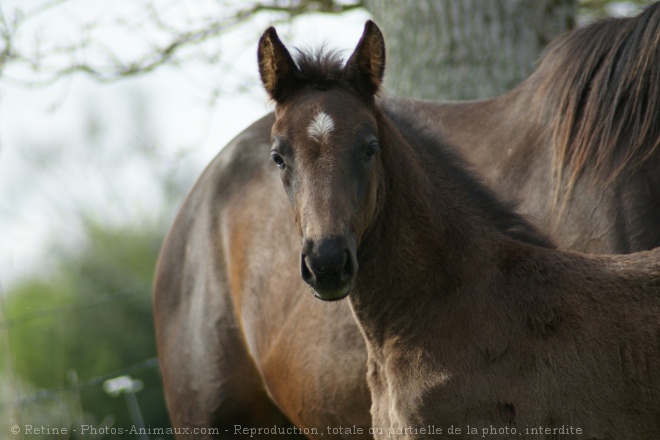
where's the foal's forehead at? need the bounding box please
[306,110,335,144]
[274,90,374,144]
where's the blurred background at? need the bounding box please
[0,0,647,438]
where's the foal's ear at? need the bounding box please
[344,20,386,98]
[258,27,298,103]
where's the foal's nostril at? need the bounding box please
[340,250,353,281]
[301,254,316,285]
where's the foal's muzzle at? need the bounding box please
[300,236,357,301]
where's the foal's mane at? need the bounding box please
[529,3,660,191]
[291,47,346,90]
[382,102,555,249]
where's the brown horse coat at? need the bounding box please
[154,7,660,438]
[257,20,660,439]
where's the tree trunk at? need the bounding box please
[364,0,576,100]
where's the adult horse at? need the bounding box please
[412,1,660,254]
[154,7,660,439]
[256,20,660,438]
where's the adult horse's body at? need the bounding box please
[154,6,660,439]
[256,20,660,438]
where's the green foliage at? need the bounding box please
[1,221,171,438]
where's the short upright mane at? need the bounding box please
[293,47,346,90]
[528,3,660,190]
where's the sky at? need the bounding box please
[0,0,371,288]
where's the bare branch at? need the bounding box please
[0,0,364,87]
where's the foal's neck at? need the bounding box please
[352,112,513,346]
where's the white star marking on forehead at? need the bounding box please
[307,111,335,143]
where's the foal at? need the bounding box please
[259,21,660,439]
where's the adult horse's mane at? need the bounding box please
[529,2,660,191]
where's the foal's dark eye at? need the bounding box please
[271,152,286,169]
[364,141,380,160]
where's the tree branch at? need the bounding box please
[0,0,364,86]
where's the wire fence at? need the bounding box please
[0,278,170,438]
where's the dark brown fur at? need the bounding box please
[154,9,660,438]
[260,21,660,438]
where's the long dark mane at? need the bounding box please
[528,3,660,192]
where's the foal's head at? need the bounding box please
[258,21,386,301]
